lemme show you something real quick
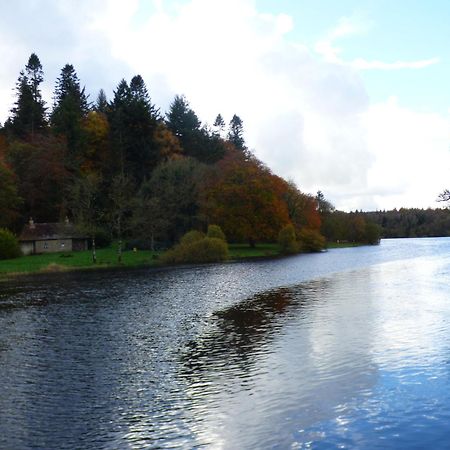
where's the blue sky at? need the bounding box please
[0,0,449,211]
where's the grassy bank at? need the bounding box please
[0,245,157,276]
[0,243,282,277]
[0,241,371,278]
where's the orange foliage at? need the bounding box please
[153,122,183,162]
[201,146,290,244]
[81,111,110,175]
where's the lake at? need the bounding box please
[1,238,450,449]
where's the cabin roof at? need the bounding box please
[19,222,87,241]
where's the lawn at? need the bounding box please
[0,245,157,276]
[228,243,280,259]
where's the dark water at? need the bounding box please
[1,238,450,449]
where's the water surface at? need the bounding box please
[1,238,450,449]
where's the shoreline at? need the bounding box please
[0,241,372,282]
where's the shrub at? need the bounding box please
[207,224,226,241]
[180,230,205,246]
[298,228,326,252]
[0,228,21,260]
[277,224,299,254]
[161,230,229,264]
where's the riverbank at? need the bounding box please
[0,241,368,278]
[0,243,278,277]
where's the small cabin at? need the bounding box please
[19,218,88,255]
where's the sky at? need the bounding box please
[1,0,449,212]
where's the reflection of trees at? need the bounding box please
[180,281,326,379]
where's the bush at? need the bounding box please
[299,228,326,252]
[277,224,299,254]
[180,230,205,246]
[161,230,229,264]
[207,224,226,241]
[0,228,21,260]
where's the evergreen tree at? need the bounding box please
[8,53,47,138]
[213,113,225,137]
[51,64,89,165]
[166,96,224,163]
[95,89,108,113]
[227,114,246,151]
[108,76,160,182]
[166,95,201,139]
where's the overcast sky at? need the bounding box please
[1,0,449,211]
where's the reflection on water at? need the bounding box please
[1,239,450,448]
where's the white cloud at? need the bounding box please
[352,57,440,71]
[315,15,440,73]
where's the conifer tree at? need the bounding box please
[213,113,225,137]
[108,76,160,182]
[8,53,47,139]
[227,114,246,151]
[95,89,108,113]
[51,64,89,165]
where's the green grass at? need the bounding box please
[0,242,285,276]
[0,245,158,276]
[325,241,365,249]
[228,243,280,259]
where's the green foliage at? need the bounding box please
[278,223,299,254]
[298,228,326,252]
[180,230,205,246]
[8,53,47,138]
[0,228,21,260]
[207,224,226,241]
[108,76,160,182]
[161,230,228,264]
[227,114,246,151]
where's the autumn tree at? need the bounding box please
[201,146,289,246]
[0,160,22,229]
[67,173,103,262]
[107,173,135,262]
[81,111,110,176]
[138,158,205,244]
[7,135,68,222]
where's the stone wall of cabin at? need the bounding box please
[35,239,73,253]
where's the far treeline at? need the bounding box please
[361,208,450,239]
[0,53,382,260]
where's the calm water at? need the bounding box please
[1,238,450,449]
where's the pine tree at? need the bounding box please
[166,95,201,139]
[213,113,225,137]
[8,53,47,138]
[95,89,108,113]
[227,114,246,151]
[51,64,89,162]
[166,96,225,163]
[108,76,160,182]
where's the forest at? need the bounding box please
[0,53,382,258]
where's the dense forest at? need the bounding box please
[362,208,450,238]
[0,54,383,253]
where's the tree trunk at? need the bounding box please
[92,236,96,264]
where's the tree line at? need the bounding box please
[0,53,381,255]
